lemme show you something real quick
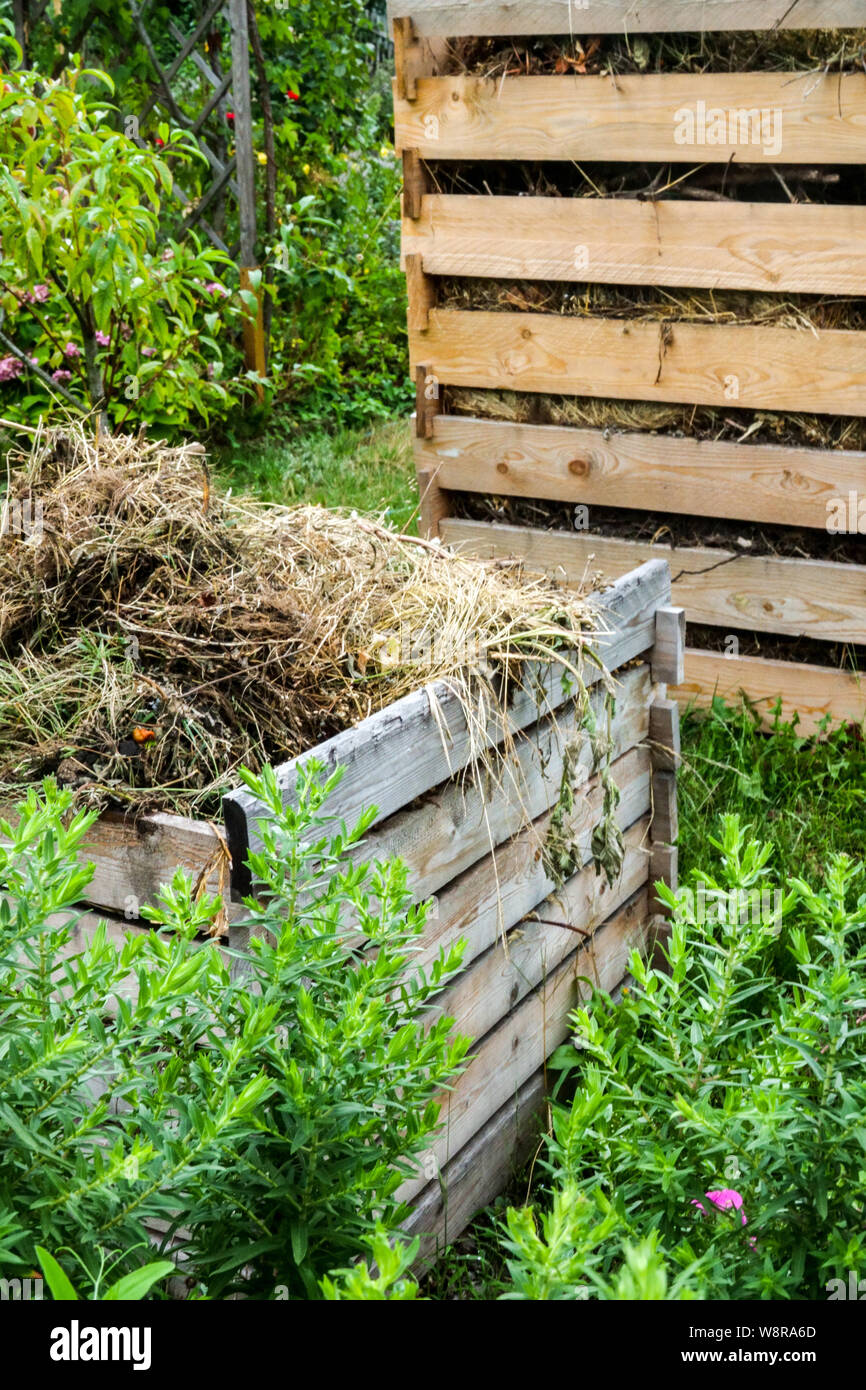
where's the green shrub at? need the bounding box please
[0,766,466,1298]
[502,815,866,1300]
[0,45,250,431]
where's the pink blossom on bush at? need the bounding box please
[63,342,81,359]
[141,346,156,357]
[94,331,111,347]
[204,281,228,297]
[692,1189,757,1250]
[51,368,72,383]
[0,356,22,382]
[32,283,50,302]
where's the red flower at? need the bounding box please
[155,137,165,147]
[287,90,300,101]
[226,110,235,122]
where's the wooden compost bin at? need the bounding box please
[222,557,681,1261]
[390,0,866,735]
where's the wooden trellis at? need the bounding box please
[12,0,266,376]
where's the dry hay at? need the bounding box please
[445,385,866,453]
[0,423,599,816]
[439,29,866,79]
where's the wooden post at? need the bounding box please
[405,252,436,333]
[393,16,418,101]
[228,0,265,397]
[414,362,446,537]
[651,606,686,687]
[402,149,429,220]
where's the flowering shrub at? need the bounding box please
[0,44,252,431]
[502,815,866,1299]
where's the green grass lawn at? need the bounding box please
[214,418,418,531]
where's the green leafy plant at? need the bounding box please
[0,46,249,429]
[320,1226,422,1300]
[0,766,467,1298]
[505,815,866,1300]
[36,1246,175,1301]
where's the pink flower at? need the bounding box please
[161,248,174,262]
[94,331,110,347]
[141,346,156,357]
[0,356,22,382]
[692,1189,757,1250]
[204,281,228,297]
[51,368,72,383]
[32,283,50,303]
[63,342,81,359]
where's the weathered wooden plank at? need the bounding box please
[653,606,686,688]
[650,843,679,912]
[440,521,866,645]
[427,815,650,1045]
[357,664,651,910]
[410,309,866,416]
[675,648,866,735]
[649,699,681,772]
[417,416,866,532]
[403,1069,546,1266]
[403,197,866,296]
[223,559,671,896]
[651,769,679,846]
[398,885,652,1203]
[0,807,234,923]
[395,74,866,164]
[414,743,652,975]
[388,1,864,37]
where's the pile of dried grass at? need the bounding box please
[0,423,598,814]
[441,29,866,79]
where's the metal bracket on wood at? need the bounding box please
[651,605,686,687]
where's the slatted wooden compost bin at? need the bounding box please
[391,0,866,734]
[223,557,681,1261]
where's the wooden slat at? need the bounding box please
[398,885,652,1203]
[410,309,866,416]
[388,1,865,36]
[403,197,866,296]
[395,74,866,164]
[358,665,651,910]
[649,699,681,772]
[428,815,650,1045]
[0,807,234,923]
[439,521,866,645]
[416,416,866,531]
[403,1070,546,1266]
[675,648,866,734]
[223,559,671,896]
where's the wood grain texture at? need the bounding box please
[427,815,651,1045]
[403,196,866,295]
[388,1,865,36]
[402,1070,546,1266]
[410,309,866,416]
[414,745,652,977]
[223,559,671,895]
[416,415,866,531]
[395,73,866,164]
[397,886,652,1204]
[440,520,866,645]
[675,648,866,734]
[0,808,234,922]
[649,699,681,772]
